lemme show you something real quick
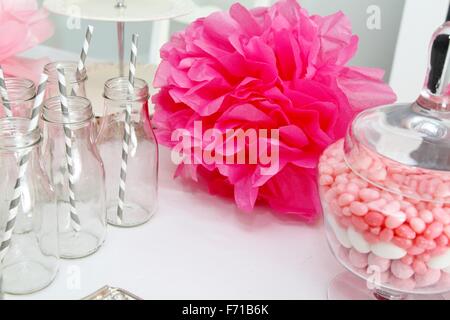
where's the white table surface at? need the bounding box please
[8,46,449,300]
[8,146,342,300]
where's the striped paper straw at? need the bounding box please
[117,33,139,223]
[0,66,12,117]
[71,25,94,96]
[57,67,81,232]
[0,73,48,262]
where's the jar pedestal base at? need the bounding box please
[328,272,445,300]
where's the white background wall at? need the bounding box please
[39,0,407,82]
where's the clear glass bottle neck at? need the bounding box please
[103,77,149,105]
[42,96,94,125]
[3,77,35,102]
[44,61,87,85]
[0,117,40,152]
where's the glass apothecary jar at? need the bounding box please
[319,22,450,299]
[0,77,35,118]
[41,96,106,259]
[44,61,87,99]
[0,117,58,294]
[97,77,158,227]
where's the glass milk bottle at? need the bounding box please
[44,62,87,99]
[0,77,35,118]
[97,77,158,227]
[0,117,58,294]
[319,22,450,299]
[41,96,106,259]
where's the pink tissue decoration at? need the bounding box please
[0,0,54,81]
[152,0,396,222]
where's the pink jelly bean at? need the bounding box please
[334,163,348,175]
[405,206,418,219]
[417,253,431,262]
[319,164,333,175]
[401,255,414,265]
[368,253,391,272]
[364,211,384,227]
[363,231,379,244]
[379,228,394,242]
[324,188,338,203]
[407,246,425,256]
[409,217,426,234]
[424,222,444,240]
[391,260,414,280]
[359,188,380,202]
[393,237,413,250]
[335,174,348,184]
[346,182,359,196]
[368,168,387,181]
[385,213,407,229]
[355,156,372,170]
[319,174,333,186]
[432,208,450,225]
[382,201,401,216]
[435,183,450,197]
[419,209,434,224]
[370,227,381,235]
[415,269,441,288]
[336,184,346,194]
[342,207,351,217]
[338,193,355,207]
[436,235,449,247]
[350,202,369,216]
[351,216,369,232]
[349,249,368,269]
[392,173,405,184]
[368,199,387,211]
[352,178,368,189]
[431,246,448,257]
[395,225,416,240]
[418,180,429,195]
[412,260,428,275]
[415,236,437,251]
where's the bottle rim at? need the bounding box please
[2,77,36,103]
[0,117,40,151]
[44,61,87,84]
[103,76,149,102]
[42,96,93,124]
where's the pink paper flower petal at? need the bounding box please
[152,0,397,221]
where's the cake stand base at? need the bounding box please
[328,272,445,300]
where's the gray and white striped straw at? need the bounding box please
[117,33,139,223]
[0,73,48,262]
[0,66,12,117]
[57,66,81,232]
[71,25,94,96]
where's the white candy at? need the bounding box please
[427,249,450,270]
[371,242,406,260]
[326,215,351,249]
[347,227,370,253]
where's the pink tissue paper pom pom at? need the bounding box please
[0,0,54,81]
[152,0,396,222]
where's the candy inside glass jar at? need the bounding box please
[319,22,450,299]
